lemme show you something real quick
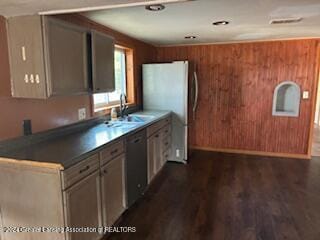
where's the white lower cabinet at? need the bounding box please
[160,128,171,167]
[100,154,126,227]
[0,117,171,240]
[63,170,102,240]
[147,117,172,183]
[147,133,161,183]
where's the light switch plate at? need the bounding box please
[303,91,309,99]
[78,108,86,120]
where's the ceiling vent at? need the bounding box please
[269,17,303,25]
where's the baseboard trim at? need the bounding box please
[190,146,311,160]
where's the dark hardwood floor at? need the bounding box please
[106,150,320,240]
[312,124,320,157]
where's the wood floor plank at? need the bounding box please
[105,150,320,240]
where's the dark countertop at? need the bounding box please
[0,111,171,169]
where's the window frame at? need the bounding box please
[93,45,134,113]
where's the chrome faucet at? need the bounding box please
[120,93,128,118]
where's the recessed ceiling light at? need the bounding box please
[213,21,230,26]
[269,17,303,25]
[145,4,165,11]
[185,36,197,39]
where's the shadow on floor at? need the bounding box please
[312,124,320,157]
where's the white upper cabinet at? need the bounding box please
[7,15,115,99]
[91,31,115,93]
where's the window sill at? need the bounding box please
[93,102,136,114]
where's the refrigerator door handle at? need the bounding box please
[192,71,199,120]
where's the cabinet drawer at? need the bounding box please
[100,140,125,166]
[163,116,171,125]
[147,122,162,138]
[162,149,170,166]
[147,116,171,138]
[162,135,171,152]
[162,124,171,136]
[62,154,99,190]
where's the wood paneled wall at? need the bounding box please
[157,40,320,156]
[0,15,155,141]
[1,11,319,157]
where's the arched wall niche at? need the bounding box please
[272,81,301,117]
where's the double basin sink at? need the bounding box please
[105,114,156,130]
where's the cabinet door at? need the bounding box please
[91,31,115,93]
[147,133,161,183]
[44,17,89,96]
[147,136,156,183]
[154,133,162,174]
[64,170,102,240]
[7,15,48,98]
[101,154,126,227]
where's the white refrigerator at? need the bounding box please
[143,61,198,164]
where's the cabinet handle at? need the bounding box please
[79,165,90,174]
[21,46,26,61]
[24,74,28,83]
[110,149,118,155]
[30,74,34,83]
[133,137,142,143]
[35,74,40,84]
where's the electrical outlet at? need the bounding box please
[78,108,86,120]
[176,149,180,158]
[23,119,32,136]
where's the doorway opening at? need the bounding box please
[312,63,320,157]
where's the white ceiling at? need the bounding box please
[83,0,320,46]
[0,0,185,17]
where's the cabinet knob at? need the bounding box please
[103,169,108,174]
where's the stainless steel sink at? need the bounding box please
[117,114,155,123]
[105,114,155,130]
[105,121,140,130]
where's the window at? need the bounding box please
[93,48,128,111]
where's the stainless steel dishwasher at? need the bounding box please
[126,129,147,207]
